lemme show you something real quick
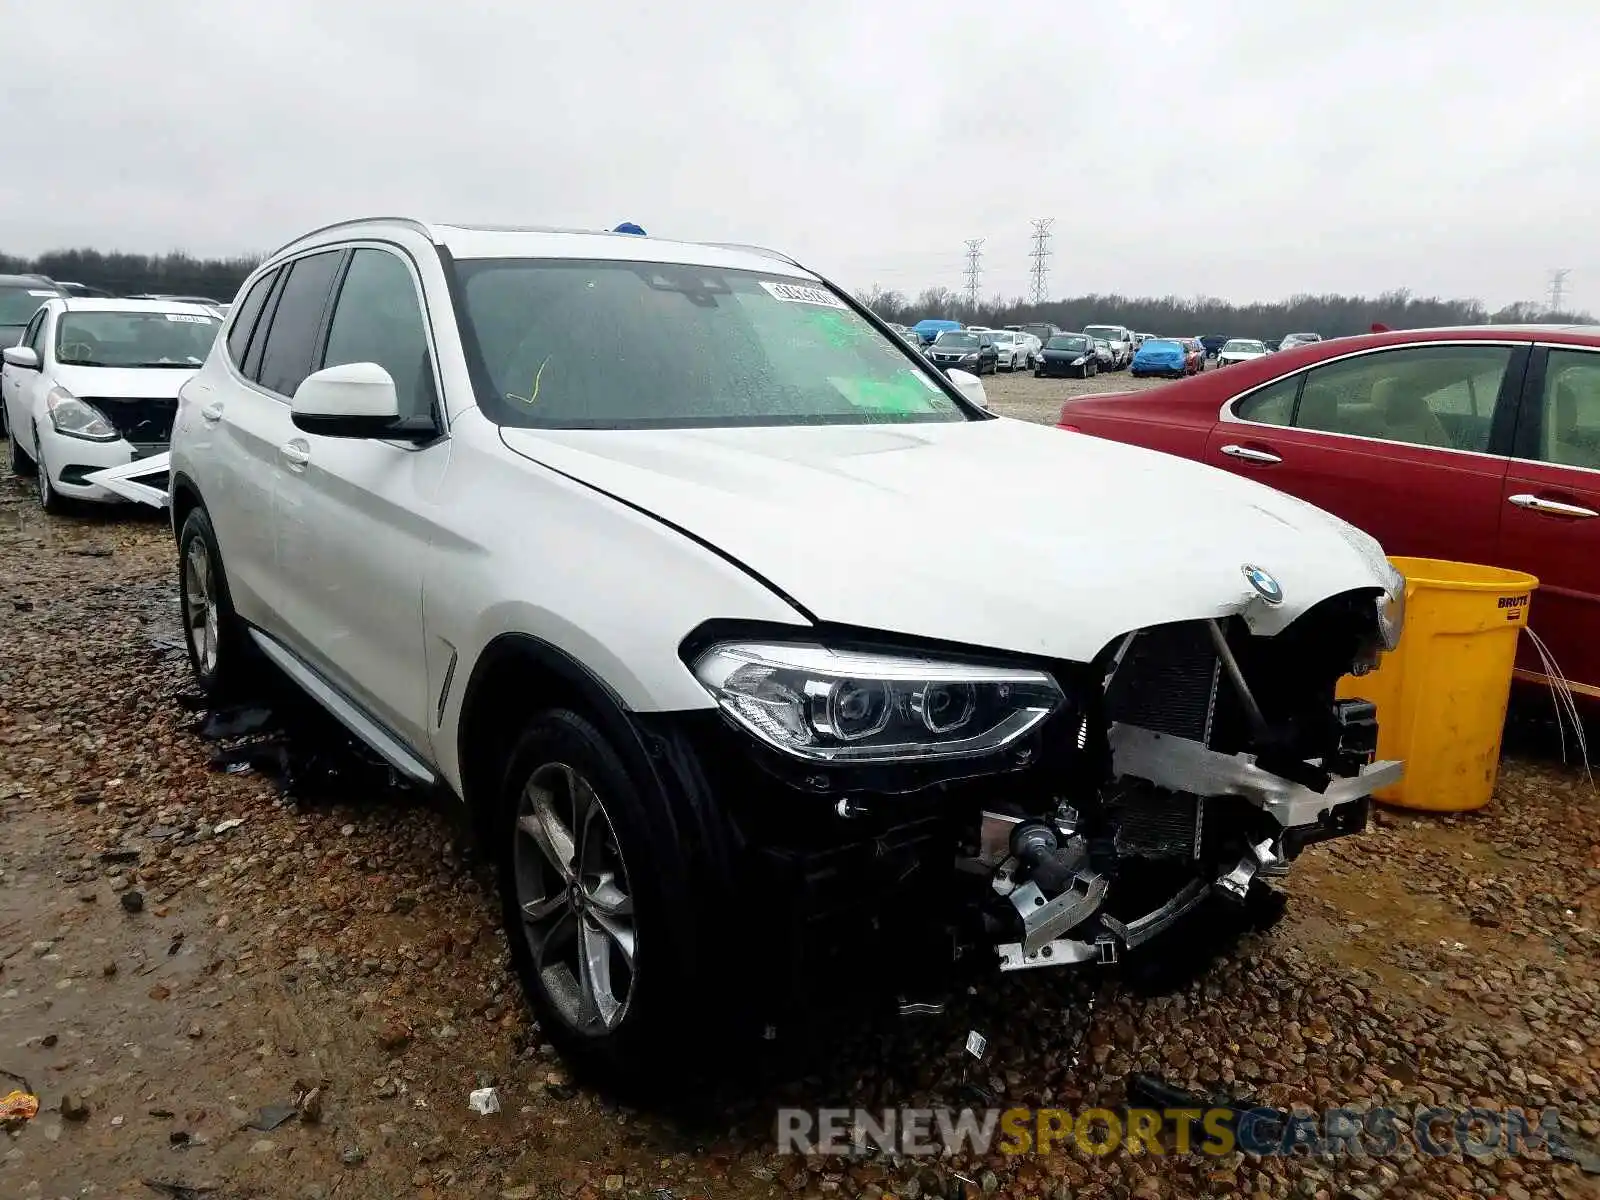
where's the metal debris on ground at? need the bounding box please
[245,1103,299,1132]
[964,1030,987,1059]
[468,1086,502,1115]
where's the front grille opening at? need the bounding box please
[85,398,177,443]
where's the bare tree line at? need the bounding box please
[854,284,1593,339]
[4,247,1587,337]
[0,248,261,300]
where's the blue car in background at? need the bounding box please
[1130,338,1188,379]
[911,317,963,345]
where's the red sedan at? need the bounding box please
[1058,325,1600,699]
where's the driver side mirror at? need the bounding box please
[2,346,39,371]
[291,362,433,441]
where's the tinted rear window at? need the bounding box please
[256,251,344,397]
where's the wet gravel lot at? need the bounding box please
[2,386,1599,1199]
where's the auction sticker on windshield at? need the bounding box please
[164,314,213,324]
[760,281,847,309]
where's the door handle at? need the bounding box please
[280,440,310,471]
[1508,493,1598,519]
[200,401,224,424]
[1220,443,1282,465]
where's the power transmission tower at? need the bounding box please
[963,238,985,307]
[1027,218,1055,305]
[1548,268,1572,314]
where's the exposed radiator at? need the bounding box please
[1103,781,1203,860]
[1104,622,1221,745]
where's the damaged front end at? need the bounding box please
[665,578,1402,1020]
[972,587,1401,974]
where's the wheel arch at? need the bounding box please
[454,632,665,835]
[170,470,205,544]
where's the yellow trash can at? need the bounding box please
[1336,556,1538,812]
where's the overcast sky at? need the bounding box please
[1,1,1594,309]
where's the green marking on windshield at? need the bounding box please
[804,308,872,349]
[828,370,939,414]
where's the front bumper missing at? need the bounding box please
[992,725,1398,974]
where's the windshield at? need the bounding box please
[55,311,219,368]
[991,332,1015,344]
[1046,336,1088,351]
[1084,326,1122,340]
[455,259,969,429]
[0,285,55,325]
[933,332,982,349]
[1222,340,1265,353]
[1140,339,1181,352]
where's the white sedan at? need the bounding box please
[0,298,220,511]
[1215,338,1270,367]
[990,330,1031,372]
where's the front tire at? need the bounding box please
[178,507,256,700]
[9,425,34,476]
[35,432,66,515]
[497,709,704,1093]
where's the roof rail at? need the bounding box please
[697,242,803,268]
[432,222,610,237]
[265,216,434,261]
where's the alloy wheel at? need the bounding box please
[183,538,220,677]
[513,761,637,1034]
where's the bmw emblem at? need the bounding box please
[1242,564,1284,605]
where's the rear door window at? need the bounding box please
[1532,348,1600,470]
[255,251,345,398]
[226,269,279,371]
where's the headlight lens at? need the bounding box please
[1072,356,1086,365]
[692,642,1065,763]
[1376,568,1406,650]
[46,387,118,441]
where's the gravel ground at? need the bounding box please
[979,366,1172,425]
[3,427,1600,1200]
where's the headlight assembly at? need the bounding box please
[691,642,1065,764]
[46,387,118,442]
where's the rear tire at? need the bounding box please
[177,507,257,701]
[496,708,708,1096]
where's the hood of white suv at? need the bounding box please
[500,419,1389,662]
[54,365,197,397]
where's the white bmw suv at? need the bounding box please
[170,218,1405,1087]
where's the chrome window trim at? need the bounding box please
[1215,338,1526,463]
